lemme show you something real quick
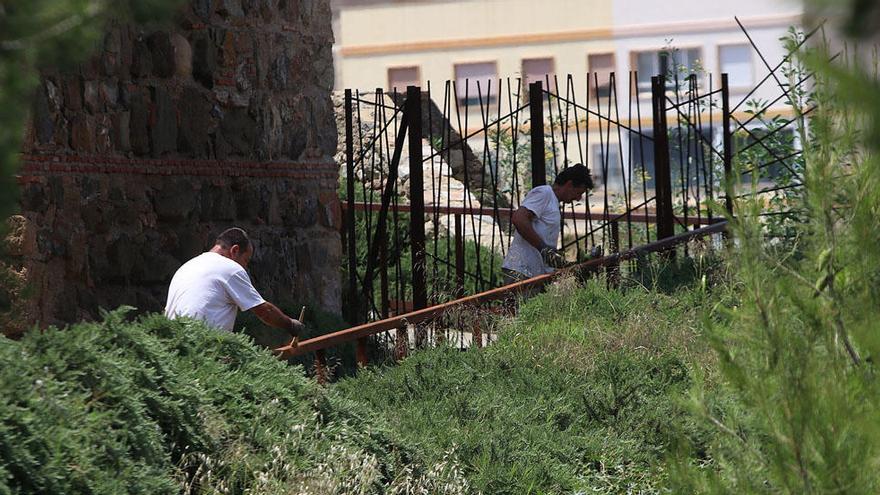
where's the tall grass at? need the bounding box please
[337,271,728,494]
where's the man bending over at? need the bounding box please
[165,227,304,341]
[501,164,594,283]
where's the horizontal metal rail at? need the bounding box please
[276,220,727,362]
[343,201,716,226]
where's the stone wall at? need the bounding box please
[9,0,341,330]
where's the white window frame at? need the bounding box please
[717,43,754,90]
[387,65,421,93]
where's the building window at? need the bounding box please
[633,48,702,93]
[591,143,622,189]
[455,62,498,106]
[588,53,615,99]
[522,57,555,91]
[387,66,420,92]
[719,44,753,88]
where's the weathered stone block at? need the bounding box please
[106,234,136,280]
[101,81,119,109]
[63,77,83,111]
[191,32,216,89]
[113,111,131,152]
[284,196,318,228]
[69,115,96,153]
[32,87,54,145]
[149,86,178,157]
[148,32,176,78]
[131,36,153,78]
[83,80,101,114]
[193,0,213,21]
[177,86,212,157]
[217,0,244,18]
[129,88,151,156]
[216,107,257,158]
[154,181,199,221]
[96,115,114,154]
[172,34,193,77]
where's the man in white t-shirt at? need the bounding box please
[165,228,304,340]
[501,164,594,282]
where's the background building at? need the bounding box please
[332,0,803,193]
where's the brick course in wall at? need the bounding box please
[9,0,341,329]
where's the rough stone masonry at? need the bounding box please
[8,0,341,330]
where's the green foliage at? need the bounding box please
[0,310,470,494]
[337,277,723,494]
[665,25,880,494]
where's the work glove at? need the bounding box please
[540,245,566,269]
[288,318,305,346]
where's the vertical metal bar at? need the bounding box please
[721,73,734,218]
[634,72,650,244]
[380,234,389,318]
[455,213,465,297]
[608,220,620,288]
[473,318,483,348]
[314,350,328,384]
[651,76,675,240]
[395,326,408,361]
[708,73,715,224]
[356,337,369,368]
[344,90,358,325]
[529,81,546,187]
[407,86,428,312]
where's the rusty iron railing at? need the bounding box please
[278,220,727,383]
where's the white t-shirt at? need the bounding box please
[502,185,561,278]
[164,252,266,332]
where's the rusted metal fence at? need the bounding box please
[286,20,821,382]
[341,72,726,327]
[279,220,728,382]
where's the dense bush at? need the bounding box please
[0,310,469,494]
[337,276,725,494]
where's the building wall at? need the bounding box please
[333,0,802,107]
[331,0,804,192]
[11,0,341,329]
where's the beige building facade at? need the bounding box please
[332,0,802,103]
[331,0,805,209]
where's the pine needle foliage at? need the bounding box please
[0,309,470,494]
[337,276,726,494]
[665,28,880,494]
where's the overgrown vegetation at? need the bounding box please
[0,310,470,494]
[336,271,728,494]
[665,25,880,493]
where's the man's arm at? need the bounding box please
[512,205,565,268]
[511,207,545,249]
[250,302,304,337]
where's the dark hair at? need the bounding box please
[554,164,593,189]
[215,227,251,252]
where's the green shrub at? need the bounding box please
[0,309,470,494]
[665,27,880,494]
[337,277,724,494]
